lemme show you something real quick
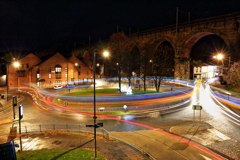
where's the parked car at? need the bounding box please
[54,85,63,89]
[66,84,75,88]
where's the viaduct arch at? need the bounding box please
[125,12,240,79]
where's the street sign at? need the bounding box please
[97,122,103,127]
[192,105,202,110]
[86,122,103,128]
[86,125,94,127]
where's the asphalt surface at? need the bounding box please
[0,85,239,160]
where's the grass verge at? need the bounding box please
[16,148,106,160]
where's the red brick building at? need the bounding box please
[8,52,93,89]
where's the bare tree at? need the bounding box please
[109,32,129,91]
[122,46,140,86]
[150,43,174,92]
[139,44,153,91]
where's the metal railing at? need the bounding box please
[18,124,109,140]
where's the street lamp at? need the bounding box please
[93,49,109,158]
[13,61,20,97]
[73,63,78,85]
[6,61,20,101]
[213,53,231,74]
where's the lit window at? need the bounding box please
[56,80,62,85]
[56,67,61,72]
[37,73,40,78]
[65,74,68,78]
[49,74,51,78]
[65,68,68,72]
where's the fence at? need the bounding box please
[18,124,109,140]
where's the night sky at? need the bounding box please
[1,0,240,53]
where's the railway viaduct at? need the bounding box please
[124,12,240,79]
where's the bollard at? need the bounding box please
[25,126,28,134]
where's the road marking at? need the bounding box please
[199,154,212,160]
[208,128,230,140]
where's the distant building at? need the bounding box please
[191,60,223,79]
[7,52,93,89]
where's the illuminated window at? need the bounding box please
[49,74,51,78]
[55,67,61,72]
[37,73,40,78]
[65,74,68,78]
[65,67,68,72]
[55,64,62,79]
[56,80,62,85]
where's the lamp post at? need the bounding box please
[213,53,224,75]
[213,53,231,74]
[13,61,20,97]
[7,61,20,100]
[73,63,78,85]
[19,104,23,152]
[93,50,109,158]
[6,64,9,101]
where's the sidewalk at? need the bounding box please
[13,131,150,160]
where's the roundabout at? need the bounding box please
[23,81,194,117]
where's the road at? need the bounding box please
[1,82,240,159]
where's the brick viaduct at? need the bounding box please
[123,12,240,79]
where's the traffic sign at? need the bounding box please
[192,105,202,110]
[97,122,103,127]
[86,125,94,127]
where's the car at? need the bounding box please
[54,85,63,89]
[66,84,75,88]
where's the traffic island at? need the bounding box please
[169,122,212,135]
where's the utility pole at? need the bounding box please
[176,7,178,36]
[188,12,190,22]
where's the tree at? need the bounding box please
[109,32,129,91]
[150,43,174,92]
[122,46,140,87]
[139,43,154,91]
[224,60,240,89]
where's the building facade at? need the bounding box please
[8,53,93,89]
[191,60,223,80]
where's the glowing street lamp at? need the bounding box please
[13,61,21,97]
[103,50,109,57]
[213,54,223,60]
[13,61,20,68]
[6,61,20,101]
[92,49,109,158]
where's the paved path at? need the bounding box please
[109,130,223,160]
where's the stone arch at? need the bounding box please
[180,29,231,58]
[149,36,176,54]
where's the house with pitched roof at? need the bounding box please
[7,52,93,89]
